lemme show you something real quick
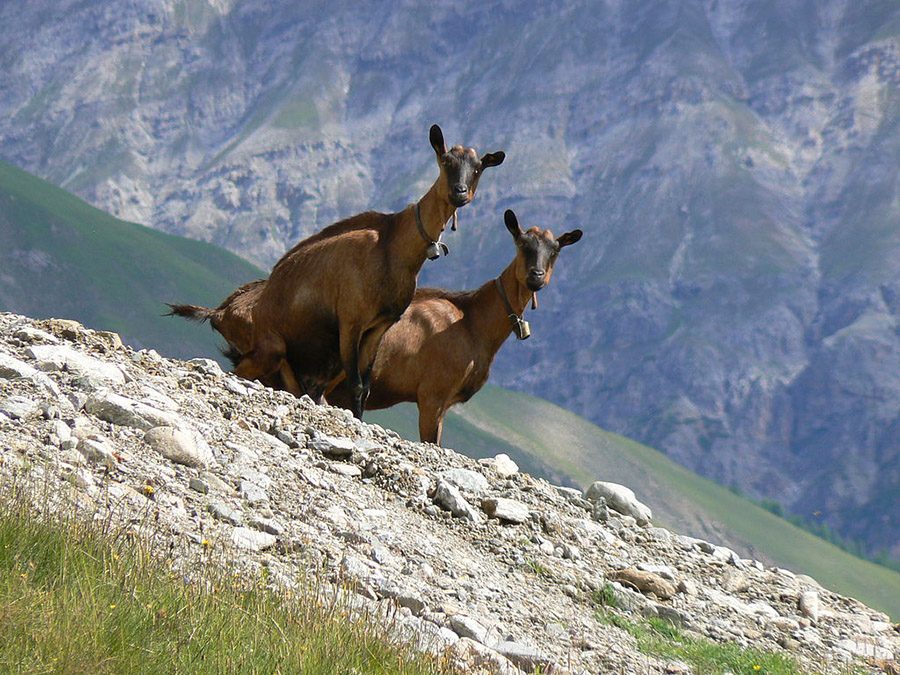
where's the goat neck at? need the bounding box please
[397,183,456,265]
[474,261,535,350]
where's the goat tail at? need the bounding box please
[164,303,215,323]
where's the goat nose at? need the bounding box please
[529,268,545,278]
[453,183,467,195]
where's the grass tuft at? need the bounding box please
[596,609,802,675]
[0,480,450,674]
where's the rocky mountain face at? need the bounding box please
[0,1,897,558]
[1,311,898,673]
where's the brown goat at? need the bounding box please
[177,125,505,417]
[325,210,582,444]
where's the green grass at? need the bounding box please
[0,484,448,674]
[369,385,900,620]
[0,160,265,363]
[596,610,800,675]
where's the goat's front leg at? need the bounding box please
[416,396,446,445]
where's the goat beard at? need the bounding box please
[531,293,538,310]
[451,211,458,231]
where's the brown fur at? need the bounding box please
[325,210,582,443]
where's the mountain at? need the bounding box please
[0,160,263,361]
[0,0,897,557]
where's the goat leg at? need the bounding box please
[416,398,445,445]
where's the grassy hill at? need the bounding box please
[0,160,263,361]
[369,385,900,619]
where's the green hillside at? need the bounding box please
[369,385,900,619]
[0,160,263,361]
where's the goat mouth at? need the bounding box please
[526,278,546,292]
[450,194,470,207]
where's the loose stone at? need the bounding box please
[481,497,530,524]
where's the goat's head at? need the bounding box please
[430,124,505,208]
[504,209,582,292]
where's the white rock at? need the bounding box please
[231,527,277,551]
[494,641,553,671]
[452,638,519,675]
[86,391,182,430]
[77,437,117,468]
[482,497,530,524]
[0,395,39,420]
[188,358,224,376]
[239,480,268,505]
[798,590,820,622]
[836,637,893,660]
[433,479,482,522]
[329,463,362,478]
[144,426,212,467]
[585,481,652,525]
[449,615,490,644]
[309,433,355,458]
[0,353,39,379]
[439,468,489,494]
[490,453,519,478]
[26,344,125,385]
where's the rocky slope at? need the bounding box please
[1,311,897,673]
[0,0,897,558]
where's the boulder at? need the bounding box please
[481,497,530,524]
[433,480,482,522]
[26,344,125,386]
[611,568,677,600]
[86,391,181,430]
[439,468,489,494]
[585,481,652,525]
[144,426,213,467]
[231,527,277,551]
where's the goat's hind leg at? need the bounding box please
[338,325,367,419]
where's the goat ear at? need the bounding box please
[504,209,522,239]
[481,151,506,168]
[430,124,446,157]
[557,229,583,249]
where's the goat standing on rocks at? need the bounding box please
[169,125,505,418]
[326,210,582,444]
